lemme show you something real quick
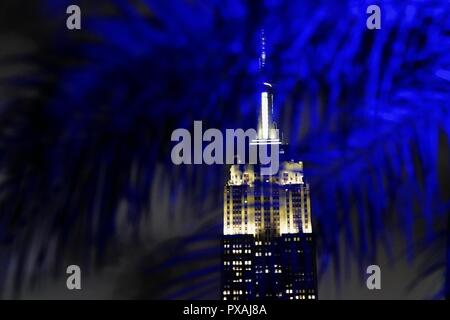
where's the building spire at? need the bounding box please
[259,29,266,71]
[252,28,281,144]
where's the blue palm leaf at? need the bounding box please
[0,0,449,299]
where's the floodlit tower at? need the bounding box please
[221,30,318,301]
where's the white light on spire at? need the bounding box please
[260,29,266,69]
[261,92,269,139]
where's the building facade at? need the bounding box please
[221,30,318,301]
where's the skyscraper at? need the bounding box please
[221,30,318,301]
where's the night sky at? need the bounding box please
[0,0,449,299]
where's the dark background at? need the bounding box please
[0,0,449,299]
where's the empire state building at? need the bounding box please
[221,30,318,300]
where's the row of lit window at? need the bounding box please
[225,244,252,248]
[256,269,271,274]
[274,269,282,273]
[255,252,272,256]
[223,261,245,266]
[284,237,302,242]
[285,288,309,293]
[223,290,250,295]
[290,295,316,300]
[230,267,251,271]
[255,241,278,245]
